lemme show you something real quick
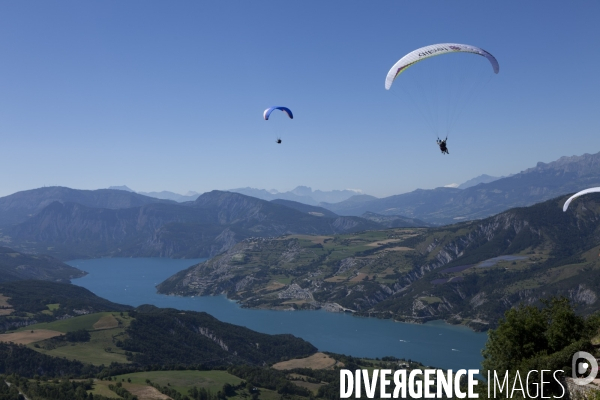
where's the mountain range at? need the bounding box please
[227,186,364,205]
[319,151,600,224]
[103,148,600,227]
[108,185,365,205]
[0,190,388,260]
[457,173,502,189]
[108,185,202,202]
[0,186,174,228]
[1,150,600,263]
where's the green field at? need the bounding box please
[114,370,243,396]
[271,275,293,285]
[88,380,122,399]
[16,312,133,365]
[30,328,130,365]
[41,303,61,316]
[16,312,121,333]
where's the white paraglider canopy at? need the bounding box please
[563,188,600,212]
[384,43,499,141]
[385,43,499,90]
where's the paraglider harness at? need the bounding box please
[436,137,449,155]
[276,138,282,144]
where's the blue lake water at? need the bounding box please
[69,257,488,371]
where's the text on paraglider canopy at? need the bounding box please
[418,47,449,57]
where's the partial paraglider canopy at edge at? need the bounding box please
[563,188,600,212]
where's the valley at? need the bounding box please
[0,280,431,400]
[1,162,600,397]
[2,4,599,398]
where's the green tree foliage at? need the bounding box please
[0,343,99,378]
[108,383,138,400]
[122,306,316,367]
[0,375,22,400]
[483,303,548,372]
[3,374,113,400]
[227,366,310,396]
[65,329,91,343]
[481,297,600,399]
[0,281,131,333]
[187,385,218,400]
[0,281,132,315]
[0,246,84,283]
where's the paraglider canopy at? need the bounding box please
[263,106,293,120]
[563,188,600,212]
[385,43,499,90]
[384,43,499,142]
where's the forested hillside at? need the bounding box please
[0,247,85,283]
[0,281,132,332]
[160,193,600,330]
[123,306,317,366]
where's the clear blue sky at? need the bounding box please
[1,1,599,198]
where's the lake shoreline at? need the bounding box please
[162,291,490,333]
[69,257,488,371]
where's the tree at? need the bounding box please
[482,303,547,373]
[481,297,600,400]
[222,383,235,397]
[543,297,585,353]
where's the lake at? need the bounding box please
[69,257,488,371]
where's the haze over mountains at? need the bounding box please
[105,151,600,226]
[319,152,600,224]
[108,185,201,202]
[227,186,365,205]
[0,150,599,262]
[0,186,175,228]
[108,185,365,205]
[0,190,384,260]
[457,174,502,189]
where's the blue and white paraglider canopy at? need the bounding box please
[263,106,293,120]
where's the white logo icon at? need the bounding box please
[572,351,598,385]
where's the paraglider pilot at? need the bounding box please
[436,138,449,155]
[276,138,282,144]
